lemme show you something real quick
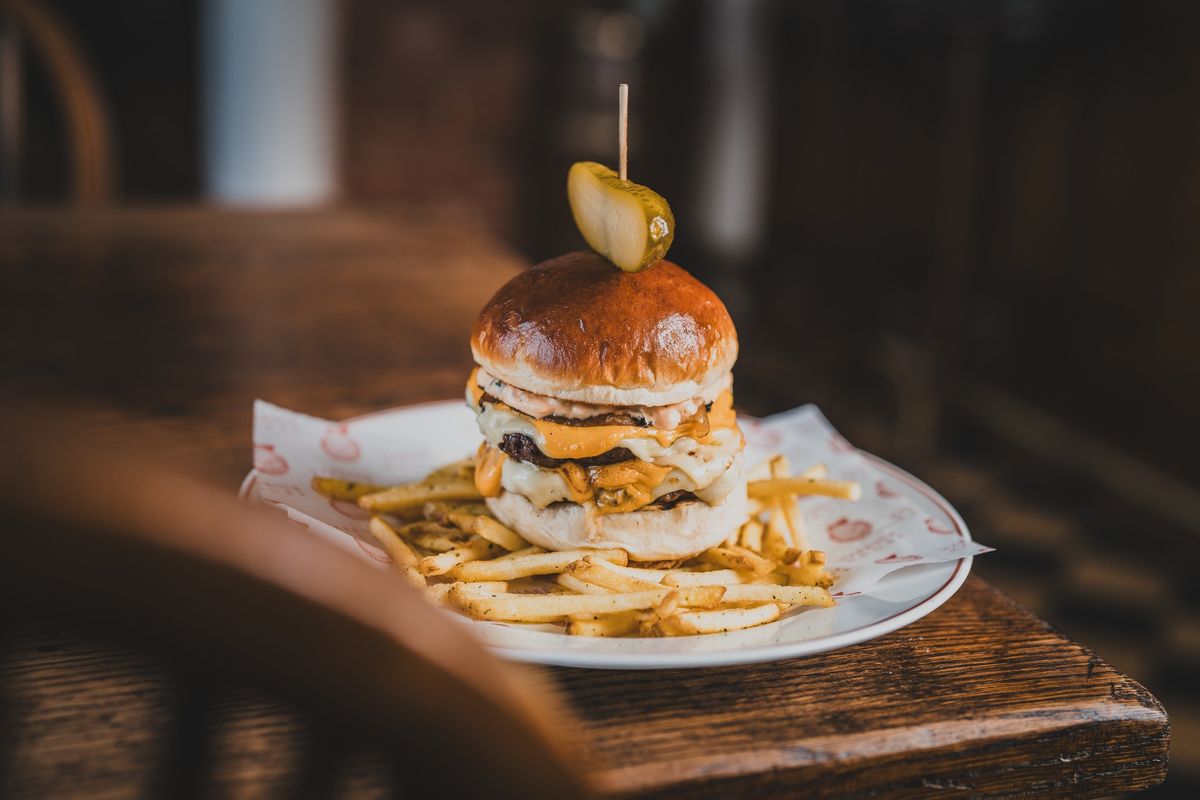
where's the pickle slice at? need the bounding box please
[567,161,675,273]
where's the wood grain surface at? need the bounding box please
[0,208,1170,797]
[555,579,1168,798]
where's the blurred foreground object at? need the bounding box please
[0,411,593,798]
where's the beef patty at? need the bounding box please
[645,490,698,510]
[499,433,634,468]
[484,394,713,469]
[544,490,698,511]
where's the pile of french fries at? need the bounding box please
[312,454,861,637]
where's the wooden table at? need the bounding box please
[0,208,1169,798]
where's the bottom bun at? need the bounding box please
[485,476,748,562]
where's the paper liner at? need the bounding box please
[248,400,992,595]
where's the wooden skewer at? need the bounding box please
[618,83,629,180]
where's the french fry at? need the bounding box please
[452,580,511,596]
[661,568,745,587]
[702,546,776,576]
[312,476,387,501]
[425,580,506,604]
[718,584,834,607]
[601,562,771,587]
[747,572,789,585]
[738,519,764,552]
[557,573,614,595]
[640,591,682,635]
[799,463,827,480]
[767,454,808,550]
[780,499,808,550]
[446,548,628,582]
[359,479,482,513]
[492,545,546,561]
[423,458,475,482]
[447,584,725,623]
[566,557,662,593]
[468,515,529,551]
[417,537,502,576]
[422,500,489,519]
[369,517,418,566]
[660,603,783,635]
[595,562,669,583]
[368,516,426,588]
[426,507,528,551]
[463,581,508,593]
[566,611,642,637]
[407,524,474,553]
[748,477,861,501]
[762,504,792,561]
[777,550,834,588]
[655,591,682,617]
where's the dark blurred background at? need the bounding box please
[3,0,1198,795]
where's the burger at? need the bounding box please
[466,250,746,562]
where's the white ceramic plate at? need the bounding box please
[242,402,973,670]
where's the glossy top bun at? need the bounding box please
[471,251,738,407]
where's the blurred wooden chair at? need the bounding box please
[0,0,112,203]
[0,417,594,798]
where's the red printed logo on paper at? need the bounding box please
[925,517,955,535]
[875,480,899,498]
[253,444,289,476]
[875,553,921,564]
[827,517,872,542]
[329,498,371,520]
[321,424,362,462]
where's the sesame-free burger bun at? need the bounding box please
[484,475,749,562]
[471,251,738,407]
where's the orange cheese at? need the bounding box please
[584,460,673,515]
[474,440,506,497]
[526,389,735,459]
[476,442,676,515]
[555,462,594,504]
[586,460,674,491]
[468,370,486,406]
[706,389,736,429]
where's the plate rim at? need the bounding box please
[241,401,974,669]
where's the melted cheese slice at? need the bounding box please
[484,440,745,514]
[477,442,672,513]
[474,440,506,497]
[469,378,738,461]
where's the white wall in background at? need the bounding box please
[203,0,337,206]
